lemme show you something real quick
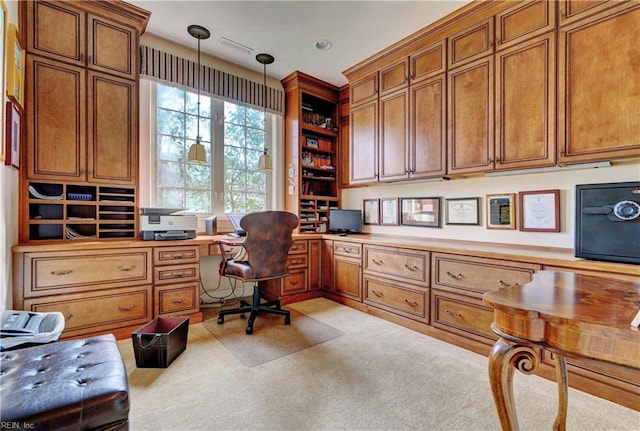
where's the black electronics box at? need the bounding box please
[575,181,640,264]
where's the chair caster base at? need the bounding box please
[245,326,253,335]
[217,316,224,324]
[284,316,291,325]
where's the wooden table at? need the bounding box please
[482,270,640,430]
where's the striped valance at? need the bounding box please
[140,45,285,115]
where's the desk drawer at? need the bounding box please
[432,252,540,296]
[154,263,200,285]
[289,240,308,254]
[334,241,362,258]
[364,245,429,286]
[155,282,199,315]
[364,276,427,322]
[24,248,152,297]
[282,269,307,295]
[154,245,200,265]
[287,253,308,269]
[24,285,152,338]
[431,289,496,344]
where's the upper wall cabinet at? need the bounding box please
[448,17,494,69]
[558,0,626,26]
[558,3,640,163]
[495,0,555,50]
[410,40,446,84]
[24,1,141,79]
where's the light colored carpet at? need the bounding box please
[201,309,344,367]
[117,298,639,431]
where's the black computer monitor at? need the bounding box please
[226,213,246,237]
[328,209,362,235]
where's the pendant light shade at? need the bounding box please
[256,53,274,171]
[187,24,210,163]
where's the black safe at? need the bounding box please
[575,181,640,264]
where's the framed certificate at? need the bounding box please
[401,197,441,228]
[380,198,399,226]
[363,199,380,225]
[519,189,560,232]
[445,197,480,225]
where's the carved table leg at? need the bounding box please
[488,338,540,431]
[552,354,568,431]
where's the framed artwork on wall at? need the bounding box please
[519,189,560,232]
[380,198,399,226]
[486,193,516,229]
[5,100,21,169]
[0,1,6,162]
[401,197,441,228]
[363,199,380,225]
[6,23,24,108]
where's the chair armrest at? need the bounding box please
[215,239,245,247]
[216,239,245,275]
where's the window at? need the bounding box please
[153,82,270,214]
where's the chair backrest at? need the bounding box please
[240,211,298,279]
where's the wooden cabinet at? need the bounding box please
[379,88,409,181]
[363,245,429,323]
[448,17,494,69]
[447,56,494,174]
[308,239,322,291]
[282,71,341,233]
[558,0,624,26]
[431,252,540,345]
[495,0,555,49]
[20,0,149,243]
[558,4,640,163]
[495,32,556,170]
[349,98,378,184]
[332,241,362,301]
[152,245,200,316]
[13,246,153,339]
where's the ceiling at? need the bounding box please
[128,1,471,87]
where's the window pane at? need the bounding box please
[246,127,264,151]
[186,189,210,213]
[157,108,185,135]
[186,163,211,188]
[157,135,184,162]
[158,85,184,111]
[157,161,184,187]
[246,107,263,129]
[158,188,185,209]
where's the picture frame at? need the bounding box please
[486,193,516,229]
[380,197,399,226]
[363,198,380,225]
[519,189,560,232]
[5,100,21,169]
[445,197,480,225]
[305,136,318,148]
[0,1,6,162]
[5,23,24,108]
[401,197,441,228]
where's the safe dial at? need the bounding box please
[613,200,640,221]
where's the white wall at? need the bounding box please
[342,160,640,250]
[1,1,19,312]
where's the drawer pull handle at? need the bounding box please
[171,299,185,305]
[290,280,299,285]
[404,264,418,271]
[372,289,383,297]
[52,269,73,276]
[65,313,74,320]
[499,280,519,288]
[372,259,384,265]
[118,305,134,312]
[446,271,464,280]
[444,309,463,318]
[118,265,135,272]
[404,299,418,307]
[168,252,192,260]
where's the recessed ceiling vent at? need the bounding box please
[218,37,253,55]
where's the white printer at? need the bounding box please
[139,208,197,240]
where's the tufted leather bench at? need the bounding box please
[0,334,129,430]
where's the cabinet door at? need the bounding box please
[410,40,446,83]
[558,5,640,163]
[448,17,494,69]
[379,88,409,181]
[321,240,333,291]
[350,100,378,184]
[88,13,137,79]
[410,73,447,178]
[447,57,494,174]
[26,56,86,180]
[308,239,322,291]
[558,0,623,26]
[495,32,556,170]
[87,71,138,184]
[495,0,555,50]
[379,59,408,96]
[333,256,362,301]
[25,1,86,67]
[350,73,377,106]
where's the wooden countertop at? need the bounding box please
[12,233,640,277]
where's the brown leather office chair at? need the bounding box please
[215,211,298,334]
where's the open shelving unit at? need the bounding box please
[282,71,341,233]
[24,181,137,241]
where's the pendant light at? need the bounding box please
[187,24,210,163]
[256,53,274,171]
